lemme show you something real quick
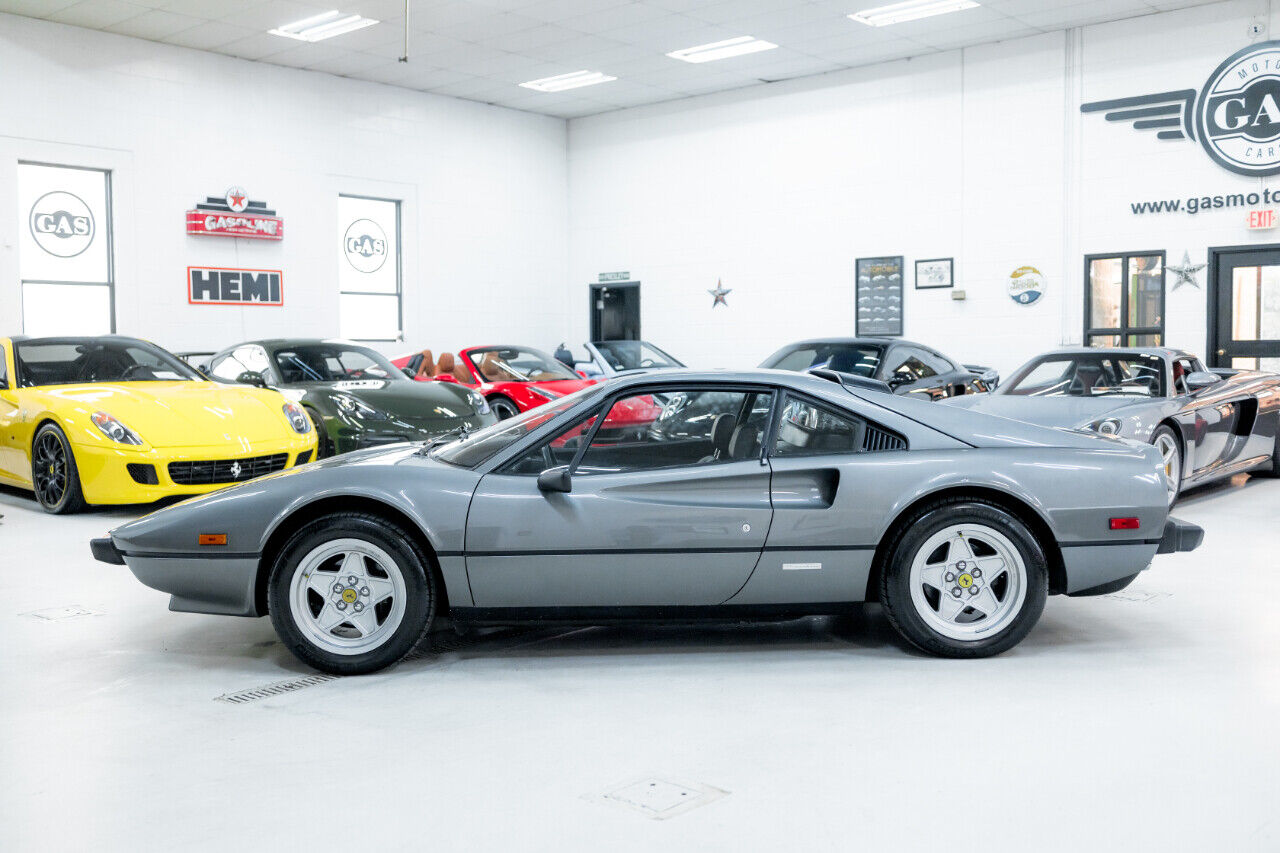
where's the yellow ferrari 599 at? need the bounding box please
[0,336,318,513]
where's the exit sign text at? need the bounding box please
[1247,209,1276,230]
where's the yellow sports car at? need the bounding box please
[0,335,317,513]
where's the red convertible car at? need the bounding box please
[393,346,660,433]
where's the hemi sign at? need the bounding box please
[188,266,283,306]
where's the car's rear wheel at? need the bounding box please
[489,396,520,420]
[31,424,87,514]
[1150,425,1182,505]
[268,514,435,674]
[880,501,1047,657]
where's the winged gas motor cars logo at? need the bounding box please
[1082,41,1280,177]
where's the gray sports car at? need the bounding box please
[91,369,1202,675]
[941,348,1280,505]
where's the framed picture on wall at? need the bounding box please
[915,257,953,289]
[855,256,904,337]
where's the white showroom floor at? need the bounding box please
[1,475,1277,851]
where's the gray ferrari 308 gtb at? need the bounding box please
[92,369,1202,675]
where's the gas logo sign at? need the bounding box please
[29,191,95,258]
[343,219,388,273]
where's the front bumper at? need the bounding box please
[1158,516,1204,554]
[91,536,260,616]
[73,437,316,504]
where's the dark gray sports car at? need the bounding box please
[942,347,1280,505]
[92,369,1201,675]
[762,337,997,399]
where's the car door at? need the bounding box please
[730,392,906,605]
[464,385,776,608]
[0,342,25,484]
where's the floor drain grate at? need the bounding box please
[592,777,728,820]
[215,674,337,704]
[22,605,102,621]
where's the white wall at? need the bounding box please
[0,12,569,358]
[567,0,1280,378]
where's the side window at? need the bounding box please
[505,388,774,475]
[885,347,938,384]
[0,346,8,388]
[208,352,247,383]
[774,396,864,456]
[922,349,955,375]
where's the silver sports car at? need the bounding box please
[92,369,1202,675]
[942,348,1280,505]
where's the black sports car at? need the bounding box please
[205,339,496,457]
[761,337,996,399]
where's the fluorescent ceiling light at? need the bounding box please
[269,10,378,42]
[849,0,979,27]
[667,36,779,64]
[520,70,616,93]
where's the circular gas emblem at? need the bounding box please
[29,191,95,258]
[1196,41,1280,176]
[225,186,249,213]
[343,219,388,273]
[1008,266,1044,305]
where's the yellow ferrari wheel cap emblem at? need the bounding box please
[958,573,974,588]
[341,588,358,603]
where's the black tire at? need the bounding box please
[305,408,333,459]
[31,423,87,514]
[879,499,1048,658]
[489,396,520,420]
[1150,424,1183,505]
[268,513,436,675]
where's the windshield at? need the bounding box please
[592,340,683,372]
[762,343,885,378]
[273,344,403,384]
[468,347,577,382]
[1000,353,1166,398]
[433,386,602,468]
[14,338,202,387]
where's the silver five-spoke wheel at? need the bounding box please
[289,538,407,655]
[1153,430,1181,506]
[908,523,1027,642]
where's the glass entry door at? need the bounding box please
[1212,248,1280,371]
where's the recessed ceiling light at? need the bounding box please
[268,10,379,42]
[519,70,617,93]
[667,36,779,64]
[849,0,979,27]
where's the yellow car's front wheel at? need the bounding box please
[32,424,87,514]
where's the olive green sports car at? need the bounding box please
[206,339,496,456]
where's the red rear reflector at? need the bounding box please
[198,534,227,546]
[1109,518,1140,530]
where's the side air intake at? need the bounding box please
[862,424,906,452]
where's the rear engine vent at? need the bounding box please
[862,424,906,452]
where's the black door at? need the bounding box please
[1210,246,1280,371]
[589,283,640,341]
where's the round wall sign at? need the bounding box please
[343,219,389,273]
[29,191,95,258]
[225,186,249,212]
[1008,266,1044,305]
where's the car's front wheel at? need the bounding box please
[268,514,435,674]
[31,423,87,514]
[880,500,1048,657]
[489,396,520,420]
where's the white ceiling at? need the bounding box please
[2,0,1229,118]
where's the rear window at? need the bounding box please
[764,344,885,378]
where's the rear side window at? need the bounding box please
[773,394,905,456]
[0,346,7,388]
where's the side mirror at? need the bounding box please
[236,371,267,388]
[1184,371,1221,392]
[537,465,572,493]
[401,367,416,378]
[434,374,459,383]
[886,374,908,389]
